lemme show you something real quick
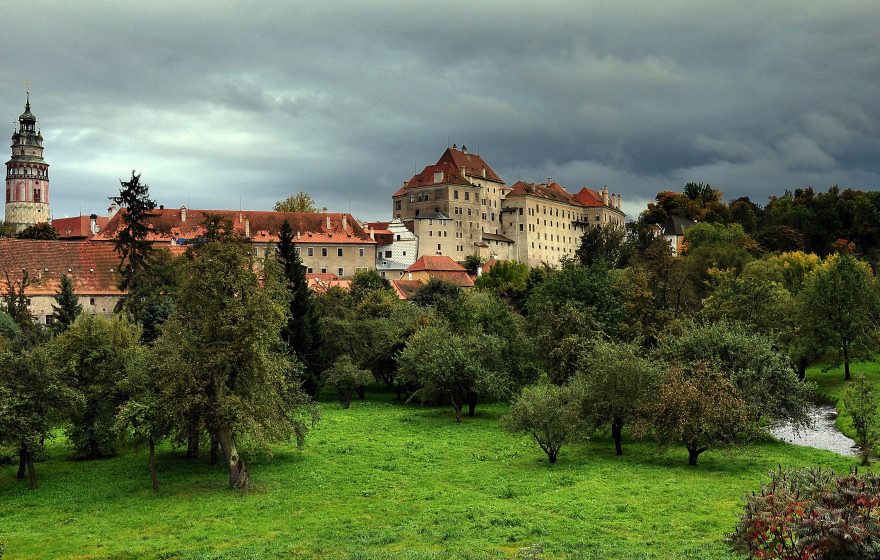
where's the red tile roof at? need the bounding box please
[93,209,376,245]
[306,273,350,293]
[53,215,110,239]
[574,187,606,208]
[395,163,472,195]
[507,181,620,211]
[436,147,503,184]
[0,239,125,295]
[428,270,475,287]
[406,255,467,273]
[390,279,423,300]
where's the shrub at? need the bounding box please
[729,466,880,559]
[501,383,582,463]
[322,355,373,409]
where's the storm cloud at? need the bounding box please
[3,1,879,222]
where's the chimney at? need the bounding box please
[342,214,348,231]
[108,202,118,220]
[239,212,243,224]
[296,231,301,240]
[617,194,621,209]
[602,186,609,206]
[369,226,375,240]
[89,214,98,235]
[180,206,187,222]
[408,271,413,280]
[462,145,467,154]
[244,219,250,238]
[547,178,552,185]
[321,206,328,213]
[326,215,331,230]
[477,266,483,277]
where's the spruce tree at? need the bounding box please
[51,274,82,334]
[277,219,324,396]
[109,171,156,290]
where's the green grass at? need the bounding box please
[805,358,880,437]
[0,388,867,560]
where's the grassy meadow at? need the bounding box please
[0,387,869,560]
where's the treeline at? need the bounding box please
[642,182,880,261]
[3,178,880,494]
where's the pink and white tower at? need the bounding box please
[5,91,50,231]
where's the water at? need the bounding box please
[768,405,859,457]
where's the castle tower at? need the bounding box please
[5,92,50,231]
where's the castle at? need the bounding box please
[5,93,50,231]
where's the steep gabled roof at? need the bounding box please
[53,215,110,239]
[506,181,582,206]
[396,163,472,194]
[93,209,376,245]
[436,147,503,184]
[574,187,606,208]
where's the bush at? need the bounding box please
[729,466,880,559]
[501,383,582,463]
[322,355,373,409]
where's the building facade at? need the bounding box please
[392,147,627,267]
[5,94,51,231]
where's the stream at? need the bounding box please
[768,405,859,457]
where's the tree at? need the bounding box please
[730,467,880,559]
[118,248,182,345]
[657,320,812,428]
[322,355,373,409]
[845,374,879,466]
[276,220,324,396]
[397,323,506,423]
[273,191,317,213]
[635,363,753,466]
[409,276,462,307]
[349,268,393,304]
[576,224,630,269]
[3,271,43,347]
[50,274,82,334]
[573,342,662,455]
[15,222,57,240]
[463,254,484,276]
[501,383,582,463]
[797,253,878,380]
[473,260,529,307]
[52,315,143,459]
[109,171,157,290]
[152,237,317,488]
[0,343,70,489]
[0,221,17,238]
[527,302,599,385]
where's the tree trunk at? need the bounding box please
[796,357,807,381]
[467,392,477,417]
[341,388,351,409]
[453,402,463,423]
[687,444,705,466]
[548,450,558,464]
[26,450,37,490]
[149,434,159,494]
[217,428,250,488]
[612,416,623,456]
[17,444,26,479]
[356,386,365,400]
[843,339,851,380]
[210,433,220,465]
[186,427,200,459]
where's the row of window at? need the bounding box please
[305,266,368,276]
[452,190,471,201]
[303,247,367,258]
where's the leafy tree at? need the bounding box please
[397,322,506,423]
[277,219,324,396]
[3,271,43,347]
[575,224,630,269]
[525,260,624,337]
[845,374,879,466]
[657,320,812,427]
[273,191,317,213]
[730,467,880,559]
[755,224,805,253]
[52,315,144,458]
[109,171,156,290]
[115,347,167,492]
[322,355,373,409]
[474,260,530,307]
[409,276,462,307]
[349,268,393,304]
[463,253,483,276]
[0,310,21,341]
[0,220,17,237]
[635,362,753,466]
[797,253,878,380]
[118,248,182,345]
[50,274,82,334]
[0,342,70,489]
[527,302,599,385]
[573,342,662,455]
[152,236,317,488]
[501,383,582,463]
[15,222,57,240]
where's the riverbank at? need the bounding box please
[806,359,880,439]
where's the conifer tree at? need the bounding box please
[109,171,156,290]
[51,274,82,334]
[277,219,324,396]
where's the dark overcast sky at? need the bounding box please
[3,1,879,222]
